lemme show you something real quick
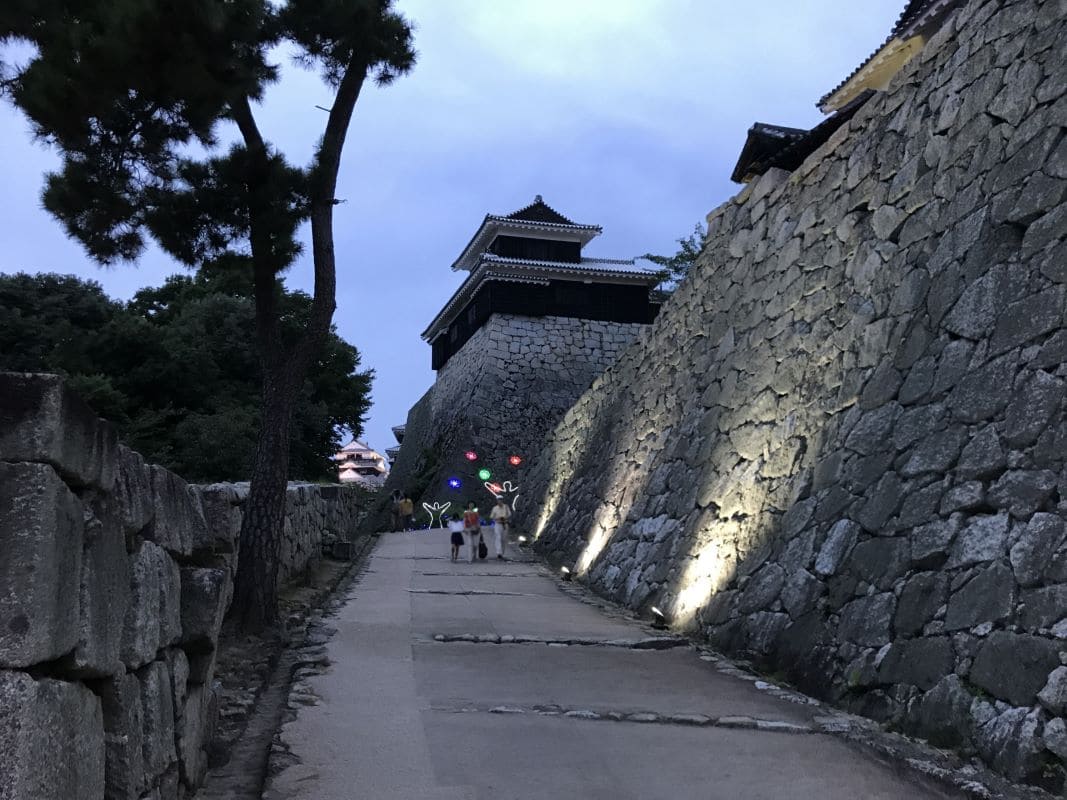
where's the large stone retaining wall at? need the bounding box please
[517,0,1067,787]
[0,372,370,800]
[379,313,647,520]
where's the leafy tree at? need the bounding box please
[2,0,415,629]
[638,222,707,289]
[0,271,372,482]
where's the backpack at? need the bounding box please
[478,536,488,559]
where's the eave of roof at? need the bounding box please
[450,216,601,272]
[422,256,660,342]
[731,123,809,183]
[817,0,960,112]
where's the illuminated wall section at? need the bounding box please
[514,0,1067,787]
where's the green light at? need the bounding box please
[478,468,492,480]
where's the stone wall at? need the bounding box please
[516,0,1067,787]
[378,313,648,520]
[0,372,370,800]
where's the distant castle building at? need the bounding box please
[334,439,389,488]
[381,197,661,511]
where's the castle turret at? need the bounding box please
[382,197,661,515]
[423,196,661,370]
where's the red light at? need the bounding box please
[508,455,523,466]
[464,450,478,461]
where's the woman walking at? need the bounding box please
[462,502,481,563]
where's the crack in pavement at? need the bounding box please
[426,632,687,649]
[407,589,534,596]
[428,702,818,734]
[414,571,543,577]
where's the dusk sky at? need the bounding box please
[0,1,906,458]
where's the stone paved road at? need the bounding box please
[263,530,962,800]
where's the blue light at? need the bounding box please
[447,477,462,490]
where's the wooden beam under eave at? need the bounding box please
[820,34,926,113]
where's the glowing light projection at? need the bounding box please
[447,477,462,490]
[484,480,520,511]
[508,455,523,467]
[422,501,452,528]
[464,450,478,461]
[477,468,492,481]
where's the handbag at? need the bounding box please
[478,535,488,559]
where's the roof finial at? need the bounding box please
[534,194,543,203]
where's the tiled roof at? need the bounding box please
[450,198,600,272]
[504,195,578,226]
[731,123,809,183]
[817,0,960,112]
[422,255,661,342]
[481,253,657,276]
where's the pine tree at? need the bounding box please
[1,0,415,630]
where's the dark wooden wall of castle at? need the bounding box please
[431,280,659,370]
[488,236,581,263]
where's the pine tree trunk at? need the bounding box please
[232,372,297,631]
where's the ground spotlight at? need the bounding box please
[560,565,572,581]
[517,535,529,546]
[650,606,668,630]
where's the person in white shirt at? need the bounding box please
[489,498,512,560]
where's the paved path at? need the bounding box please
[264,530,960,800]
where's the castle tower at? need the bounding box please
[384,197,662,518]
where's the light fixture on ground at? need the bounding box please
[517,535,529,546]
[560,565,572,581]
[650,606,668,630]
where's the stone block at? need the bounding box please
[0,462,83,668]
[943,562,1014,631]
[122,541,182,670]
[193,484,242,555]
[0,372,118,490]
[737,563,785,614]
[878,637,954,690]
[894,571,948,636]
[0,669,105,800]
[970,632,1060,706]
[1038,666,1067,716]
[956,425,1006,480]
[838,592,895,647]
[1018,584,1067,631]
[99,671,145,800]
[145,466,207,558]
[908,674,974,747]
[988,469,1057,518]
[814,519,861,577]
[948,353,1017,423]
[179,567,231,654]
[137,660,177,785]
[1010,513,1067,587]
[70,501,130,677]
[945,514,1010,569]
[178,685,215,789]
[847,537,909,589]
[976,707,1045,783]
[113,446,155,537]
[780,569,824,619]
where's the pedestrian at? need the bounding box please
[390,489,402,531]
[447,514,465,562]
[398,495,414,531]
[462,502,481,563]
[489,497,511,560]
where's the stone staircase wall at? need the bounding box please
[516,0,1067,787]
[0,372,369,800]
